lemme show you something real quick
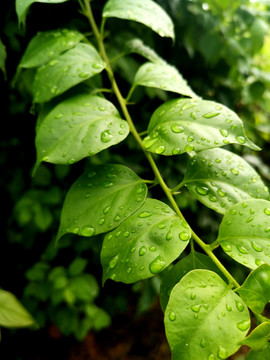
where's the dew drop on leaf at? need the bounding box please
[217,345,228,359]
[220,129,228,137]
[101,130,113,143]
[196,186,209,195]
[191,305,201,313]
[203,112,220,118]
[139,246,147,256]
[251,241,263,252]
[179,232,190,241]
[264,208,270,216]
[149,255,166,274]
[226,304,232,312]
[230,168,239,175]
[139,211,152,218]
[109,255,119,269]
[236,319,250,332]
[169,312,176,321]
[235,300,244,312]
[171,125,184,133]
[155,145,166,154]
[81,226,95,236]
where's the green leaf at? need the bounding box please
[0,38,7,79]
[125,38,164,64]
[68,257,88,277]
[19,29,84,69]
[34,94,129,170]
[246,343,270,360]
[241,322,270,351]
[69,274,99,302]
[102,0,174,39]
[56,164,147,241]
[143,98,260,155]
[101,198,191,284]
[16,0,69,26]
[33,43,106,103]
[160,252,223,312]
[183,148,269,214]
[133,62,198,98]
[216,199,270,269]
[236,264,270,314]
[0,290,35,328]
[164,269,250,360]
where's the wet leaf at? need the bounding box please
[160,252,223,312]
[0,290,35,328]
[19,29,83,68]
[125,38,164,64]
[143,98,260,155]
[33,43,106,103]
[164,269,250,360]
[236,264,270,314]
[34,94,129,170]
[183,148,269,214]
[133,62,198,98]
[216,199,270,269]
[56,164,147,241]
[241,322,270,351]
[101,199,191,284]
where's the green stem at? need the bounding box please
[82,0,240,289]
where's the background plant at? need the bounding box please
[1,0,270,359]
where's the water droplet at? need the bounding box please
[220,129,228,137]
[158,224,166,229]
[144,137,158,149]
[98,218,105,225]
[101,130,113,143]
[123,231,130,237]
[217,345,228,359]
[155,145,166,154]
[255,259,264,266]
[264,208,270,216]
[237,245,249,254]
[98,106,106,111]
[196,186,209,195]
[109,255,119,269]
[190,293,196,300]
[92,63,103,70]
[149,246,156,252]
[185,144,194,152]
[222,244,232,252]
[230,209,236,215]
[191,305,201,313]
[209,196,217,202]
[265,227,270,233]
[81,226,95,236]
[55,113,63,119]
[203,112,220,118]
[149,256,166,274]
[114,215,120,222]
[139,211,152,218]
[200,339,206,348]
[251,241,263,252]
[171,125,184,133]
[62,152,67,158]
[236,319,250,332]
[79,71,90,78]
[179,232,190,241]
[127,267,132,274]
[235,300,244,312]
[139,246,147,256]
[103,181,113,188]
[230,168,239,175]
[226,304,232,311]
[217,189,226,197]
[187,136,194,142]
[236,136,246,144]
[103,206,110,214]
[169,312,176,321]
[166,225,173,240]
[87,170,96,178]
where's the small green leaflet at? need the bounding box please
[19,29,84,68]
[241,322,270,351]
[0,290,35,328]
[34,94,129,171]
[101,198,191,284]
[183,148,269,214]
[236,264,270,314]
[164,269,250,360]
[33,43,106,103]
[102,0,174,39]
[143,98,260,155]
[125,38,164,64]
[56,164,147,241]
[216,199,270,269]
[159,252,223,312]
[133,62,198,98]
[246,343,270,359]
[16,0,69,26]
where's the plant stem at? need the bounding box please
[81,0,240,289]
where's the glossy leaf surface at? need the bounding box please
[33,43,106,103]
[125,38,164,64]
[35,94,129,169]
[143,98,260,155]
[134,62,198,98]
[56,164,147,241]
[102,0,174,39]
[236,264,270,313]
[160,252,223,312]
[165,270,250,360]
[101,199,191,284]
[183,148,269,214]
[16,0,69,25]
[217,199,270,269]
[0,290,35,328]
[19,29,83,68]
[246,344,270,359]
[241,322,270,351]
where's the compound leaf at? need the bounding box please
[236,264,270,314]
[133,62,198,98]
[33,43,106,103]
[160,252,223,312]
[143,98,260,155]
[34,94,129,170]
[101,198,191,284]
[164,269,250,360]
[16,0,69,26]
[0,290,35,328]
[216,199,270,269]
[19,29,84,68]
[102,0,174,39]
[183,148,269,214]
[56,164,147,241]
[241,322,270,351]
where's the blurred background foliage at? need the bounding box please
[0,0,270,358]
